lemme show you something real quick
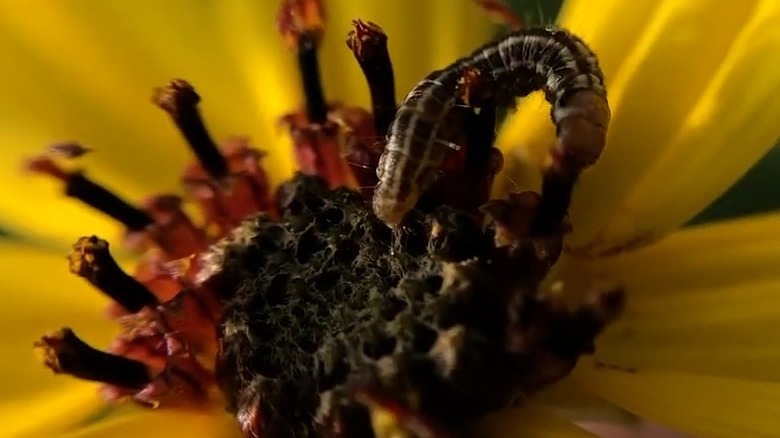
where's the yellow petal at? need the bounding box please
[0,1,495,247]
[0,240,114,402]
[1,384,105,438]
[476,405,598,438]
[532,380,638,424]
[57,407,240,438]
[212,0,303,187]
[605,211,780,293]
[0,1,264,247]
[0,31,151,249]
[495,0,778,254]
[571,361,780,438]
[589,213,780,382]
[569,0,780,253]
[0,1,201,188]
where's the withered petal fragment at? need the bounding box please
[542,287,626,359]
[456,67,485,108]
[153,79,230,180]
[182,139,276,234]
[47,141,92,159]
[480,191,541,248]
[140,194,209,258]
[428,207,492,262]
[473,0,524,31]
[26,156,154,231]
[35,327,151,388]
[68,235,158,313]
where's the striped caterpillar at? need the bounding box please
[372,26,611,229]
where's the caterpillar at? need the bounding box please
[372,26,611,228]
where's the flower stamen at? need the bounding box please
[346,19,397,136]
[277,7,378,192]
[153,80,275,233]
[68,236,159,313]
[153,79,230,181]
[297,34,329,124]
[278,0,328,124]
[276,0,325,50]
[415,76,504,220]
[138,194,209,259]
[180,137,275,234]
[35,328,152,389]
[26,156,154,232]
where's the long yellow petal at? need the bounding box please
[586,213,780,382]
[605,212,780,293]
[1,385,105,438]
[57,408,240,438]
[569,0,780,254]
[0,240,113,402]
[495,0,777,254]
[532,380,638,424]
[571,361,780,438]
[476,405,598,438]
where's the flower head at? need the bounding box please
[1,1,779,438]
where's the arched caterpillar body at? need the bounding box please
[373,27,611,228]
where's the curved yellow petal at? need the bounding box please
[495,0,778,253]
[477,405,598,438]
[0,240,114,402]
[56,407,240,438]
[589,213,780,382]
[1,384,105,438]
[571,361,780,438]
[569,0,780,253]
[565,0,760,243]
